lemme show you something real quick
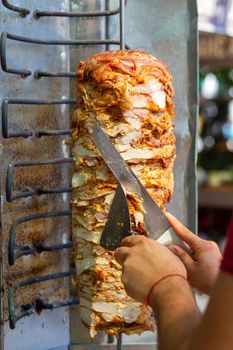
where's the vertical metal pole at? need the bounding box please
[118,1,125,346]
[117,333,123,350]
[119,0,125,49]
[105,0,110,51]
[0,176,3,350]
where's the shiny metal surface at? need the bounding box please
[125,0,198,233]
[100,185,132,250]
[93,122,170,239]
[0,1,71,349]
[0,0,198,349]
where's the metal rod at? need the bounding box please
[0,32,31,77]
[2,0,30,17]
[8,271,78,329]
[33,8,120,19]
[2,99,74,139]
[2,1,121,18]
[34,70,77,79]
[117,334,123,350]
[6,158,73,202]
[36,129,71,137]
[14,242,72,260]
[8,157,73,167]
[105,0,111,51]
[3,98,76,105]
[1,32,121,77]
[8,210,71,265]
[119,0,125,49]
[5,32,120,46]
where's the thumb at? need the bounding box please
[169,245,194,271]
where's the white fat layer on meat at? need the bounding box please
[134,211,144,226]
[74,200,90,206]
[125,109,148,119]
[73,227,101,244]
[107,123,130,137]
[73,214,96,230]
[72,173,87,187]
[131,79,166,109]
[78,307,97,337]
[73,145,97,157]
[116,144,131,152]
[119,131,141,145]
[75,257,109,276]
[151,91,166,109]
[104,192,115,205]
[123,116,142,129]
[96,167,108,180]
[80,298,142,324]
[121,145,174,161]
[131,95,148,108]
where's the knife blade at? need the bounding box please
[94,121,192,253]
[93,121,169,239]
[100,184,133,250]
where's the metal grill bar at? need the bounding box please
[0,32,122,78]
[1,0,126,78]
[33,8,120,19]
[2,0,30,17]
[2,0,122,18]
[34,70,77,79]
[6,157,73,202]
[8,271,78,329]
[2,99,75,138]
[8,211,72,265]
[4,32,120,45]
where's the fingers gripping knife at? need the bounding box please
[93,121,186,250]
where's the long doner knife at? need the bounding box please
[93,121,184,247]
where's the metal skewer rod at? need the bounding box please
[117,333,123,350]
[119,0,125,49]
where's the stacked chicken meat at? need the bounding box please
[71,50,176,337]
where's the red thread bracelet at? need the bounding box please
[145,274,188,306]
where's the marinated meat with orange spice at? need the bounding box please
[72,50,176,337]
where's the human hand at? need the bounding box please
[114,235,187,304]
[166,212,222,295]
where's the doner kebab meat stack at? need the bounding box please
[71,50,176,337]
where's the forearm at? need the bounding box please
[151,272,233,350]
[150,277,201,350]
[188,271,233,350]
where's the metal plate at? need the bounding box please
[124,0,198,232]
[0,1,71,349]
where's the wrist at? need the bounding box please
[146,274,187,306]
[149,275,192,312]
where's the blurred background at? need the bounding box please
[197,0,233,250]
